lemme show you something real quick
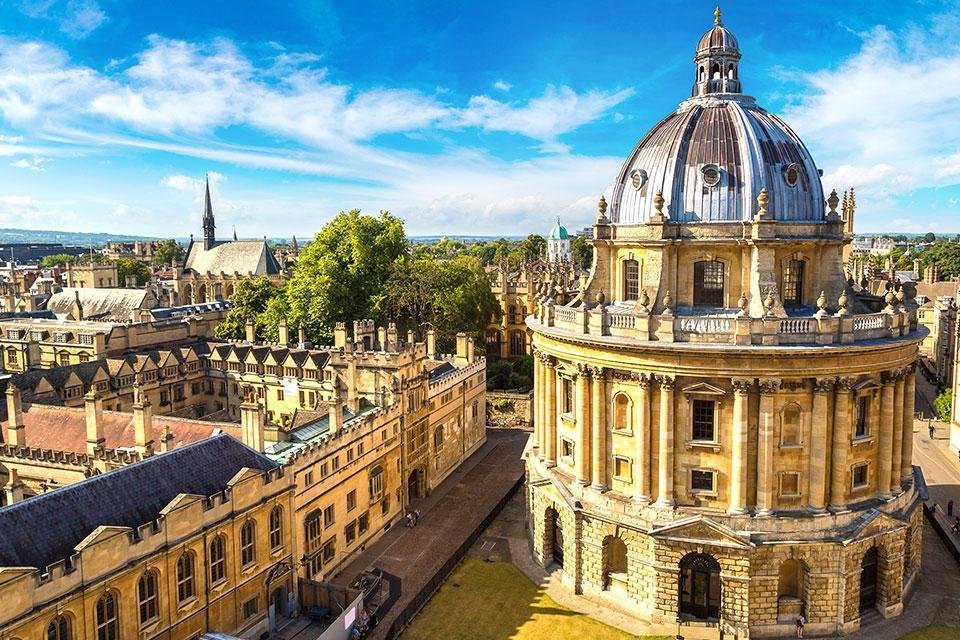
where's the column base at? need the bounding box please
[878,491,894,501]
[632,494,650,505]
[654,498,674,509]
[829,504,849,514]
[544,460,556,468]
[576,478,590,487]
[754,508,773,518]
[726,506,748,516]
[590,483,607,493]
[808,506,829,516]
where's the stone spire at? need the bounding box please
[202,174,216,251]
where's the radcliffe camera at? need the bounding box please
[0,3,958,640]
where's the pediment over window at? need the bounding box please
[650,516,753,549]
[682,382,726,396]
[842,509,907,545]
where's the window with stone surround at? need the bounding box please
[623,259,640,300]
[561,438,575,462]
[779,472,800,498]
[562,378,573,414]
[780,403,802,446]
[613,393,631,432]
[782,259,805,307]
[691,399,715,441]
[852,462,869,489]
[613,456,632,481]
[693,260,724,307]
[855,396,869,438]
[690,469,715,493]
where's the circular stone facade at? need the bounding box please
[524,12,924,640]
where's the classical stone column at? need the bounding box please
[829,378,853,511]
[809,378,833,512]
[633,374,651,503]
[532,352,542,451]
[544,358,557,466]
[901,368,916,479]
[575,364,592,485]
[728,378,751,515]
[891,371,905,494]
[755,378,779,516]
[656,375,675,507]
[877,373,896,499]
[590,367,607,490]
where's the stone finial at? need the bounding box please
[884,286,896,311]
[737,291,748,315]
[895,284,906,306]
[639,289,650,312]
[652,190,665,220]
[837,290,849,316]
[756,188,770,220]
[662,290,673,312]
[817,290,827,311]
[827,189,839,216]
[763,289,775,315]
[596,289,606,305]
[597,195,609,224]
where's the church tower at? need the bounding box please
[202,175,216,251]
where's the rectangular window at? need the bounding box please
[322,537,336,563]
[6,350,16,365]
[320,462,328,478]
[782,259,805,307]
[59,352,70,366]
[692,399,716,441]
[78,333,94,345]
[562,378,573,414]
[358,512,369,534]
[561,438,574,460]
[690,469,715,492]
[347,448,355,463]
[347,489,357,512]
[304,471,314,487]
[613,456,631,480]
[323,505,335,527]
[332,456,340,471]
[693,260,724,307]
[242,597,258,620]
[780,472,800,497]
[855,396,869,437]
[357,442,364,456]
[6,330,20,340]
[276,389,283,400]
[624,259,640,300]
[345,521,356,545]
[369,470,384,502]
[853,464,868,488]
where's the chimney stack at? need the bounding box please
[240,391,265,452]
[426,329,436,359]
[298,325,307,347]
[328,388,343,435]
[455,332,468,364]
[85,389,104,456]
[6,386,25,447]
[132,384,154,457]
[4,468,25,505]
[334,322,347,349]
[245,319,256,343]
[278,318,289,346]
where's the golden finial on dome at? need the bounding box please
[714,5,722,25]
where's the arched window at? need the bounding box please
[602,535,628,590]
[711,63,721,79]
[209,535,226,584]
[781,403,801,445]
[509,331,525,357]
[613,394,631,431]
[269,506,283,551]
[369,465,385,501]
[240,520,257,567]
[305,510,323,553]
[698,66,705,82]
[508,305,517,324]
[137,570,160,625]
[47,615,71,640]
[727,63,736,79]
[693,260,724,307]
[95,592,119,640]
[782,259,805,307]
[623,259,639,300]
[778,559,804,598]
[176,553,195,603]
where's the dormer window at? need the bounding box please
[701,164,721,187]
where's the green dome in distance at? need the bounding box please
[548,218,569,240]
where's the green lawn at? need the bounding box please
[400,558,669,640]
[898,627,960,640]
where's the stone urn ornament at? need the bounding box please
[837,290,849,316]
[737,291,748,316]
[662,290,674,314]
[639,289,650,312]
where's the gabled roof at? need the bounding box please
[183,240,281,277]
[47,288,156,322]
[0,434,277,570]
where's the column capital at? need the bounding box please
[575,362,593,378]
[813,377,835,394]
[731,377,753,394]
[657,375,675,390]
[836,377,856,392]
[758,378,780,395]
[636,372,653,389]
[589,365,605,380]
[881,370,901,384]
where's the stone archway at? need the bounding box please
[860,547,879,612]
[679,552,721,620]
[544,507,563,568]
[777,558,808,623]
[602,535,628,594]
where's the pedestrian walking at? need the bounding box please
[796,614,805,638]
[949,499,955,517]
[930,423,936,439]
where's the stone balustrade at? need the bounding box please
[535,302,916,346]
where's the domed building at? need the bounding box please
[526,10,923,639]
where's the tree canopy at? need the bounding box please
[214,277,285,341]
[116,258,150,286]
[152,239,185,266]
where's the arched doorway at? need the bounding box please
[545,507,563,568]
[777,558,807,622]
[602,536,628,594]
[407,468,424,500]
[679,552,721,620]
[860,547,879,612]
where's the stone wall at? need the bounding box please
[487,390,532,428]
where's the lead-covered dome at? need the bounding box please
[609,9,824,225]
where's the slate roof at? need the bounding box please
[0,434,277,570]
[0,404,242,452]
[47,287,156,322]
[915,280,957,301]
[183,239,281,276]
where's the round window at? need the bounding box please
[630,169,648,190]
[784,163,800,187]
[701,164,721,187]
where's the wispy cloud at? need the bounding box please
[17,0,107,39]
[493,80,512,92]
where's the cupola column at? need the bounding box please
[655,375,675,507]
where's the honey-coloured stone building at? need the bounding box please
[525,10,924,638]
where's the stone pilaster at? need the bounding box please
[809,378,833,512]
[590,366,607,490]
[891,370,905,493]
[575,364,592,485]
[634,374,651,503]
[877,373,895,499]
[544,357,557,466]
[656,375,675,507]
[755,378,779,515]
[830,378,854,511]
[532,351,542,450]
[728,377,751,514]
[901,368,916,479]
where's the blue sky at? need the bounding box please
[0,0,959,238]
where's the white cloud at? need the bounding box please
[0,194,77,227]
[493,80,511,92]
[61,0,107,38]
[161,171,226,193]
[9,156,48,171]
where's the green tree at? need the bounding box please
[384,256,501,353]
[284,210,407,344]
[570,235,593,270]
[935,389,952,423]
[214,277,285,341]
[152,239,185,266]
[115,258,151,286]
[518,234,547,263]
[923,232,937,244]
[40,253,80,267]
